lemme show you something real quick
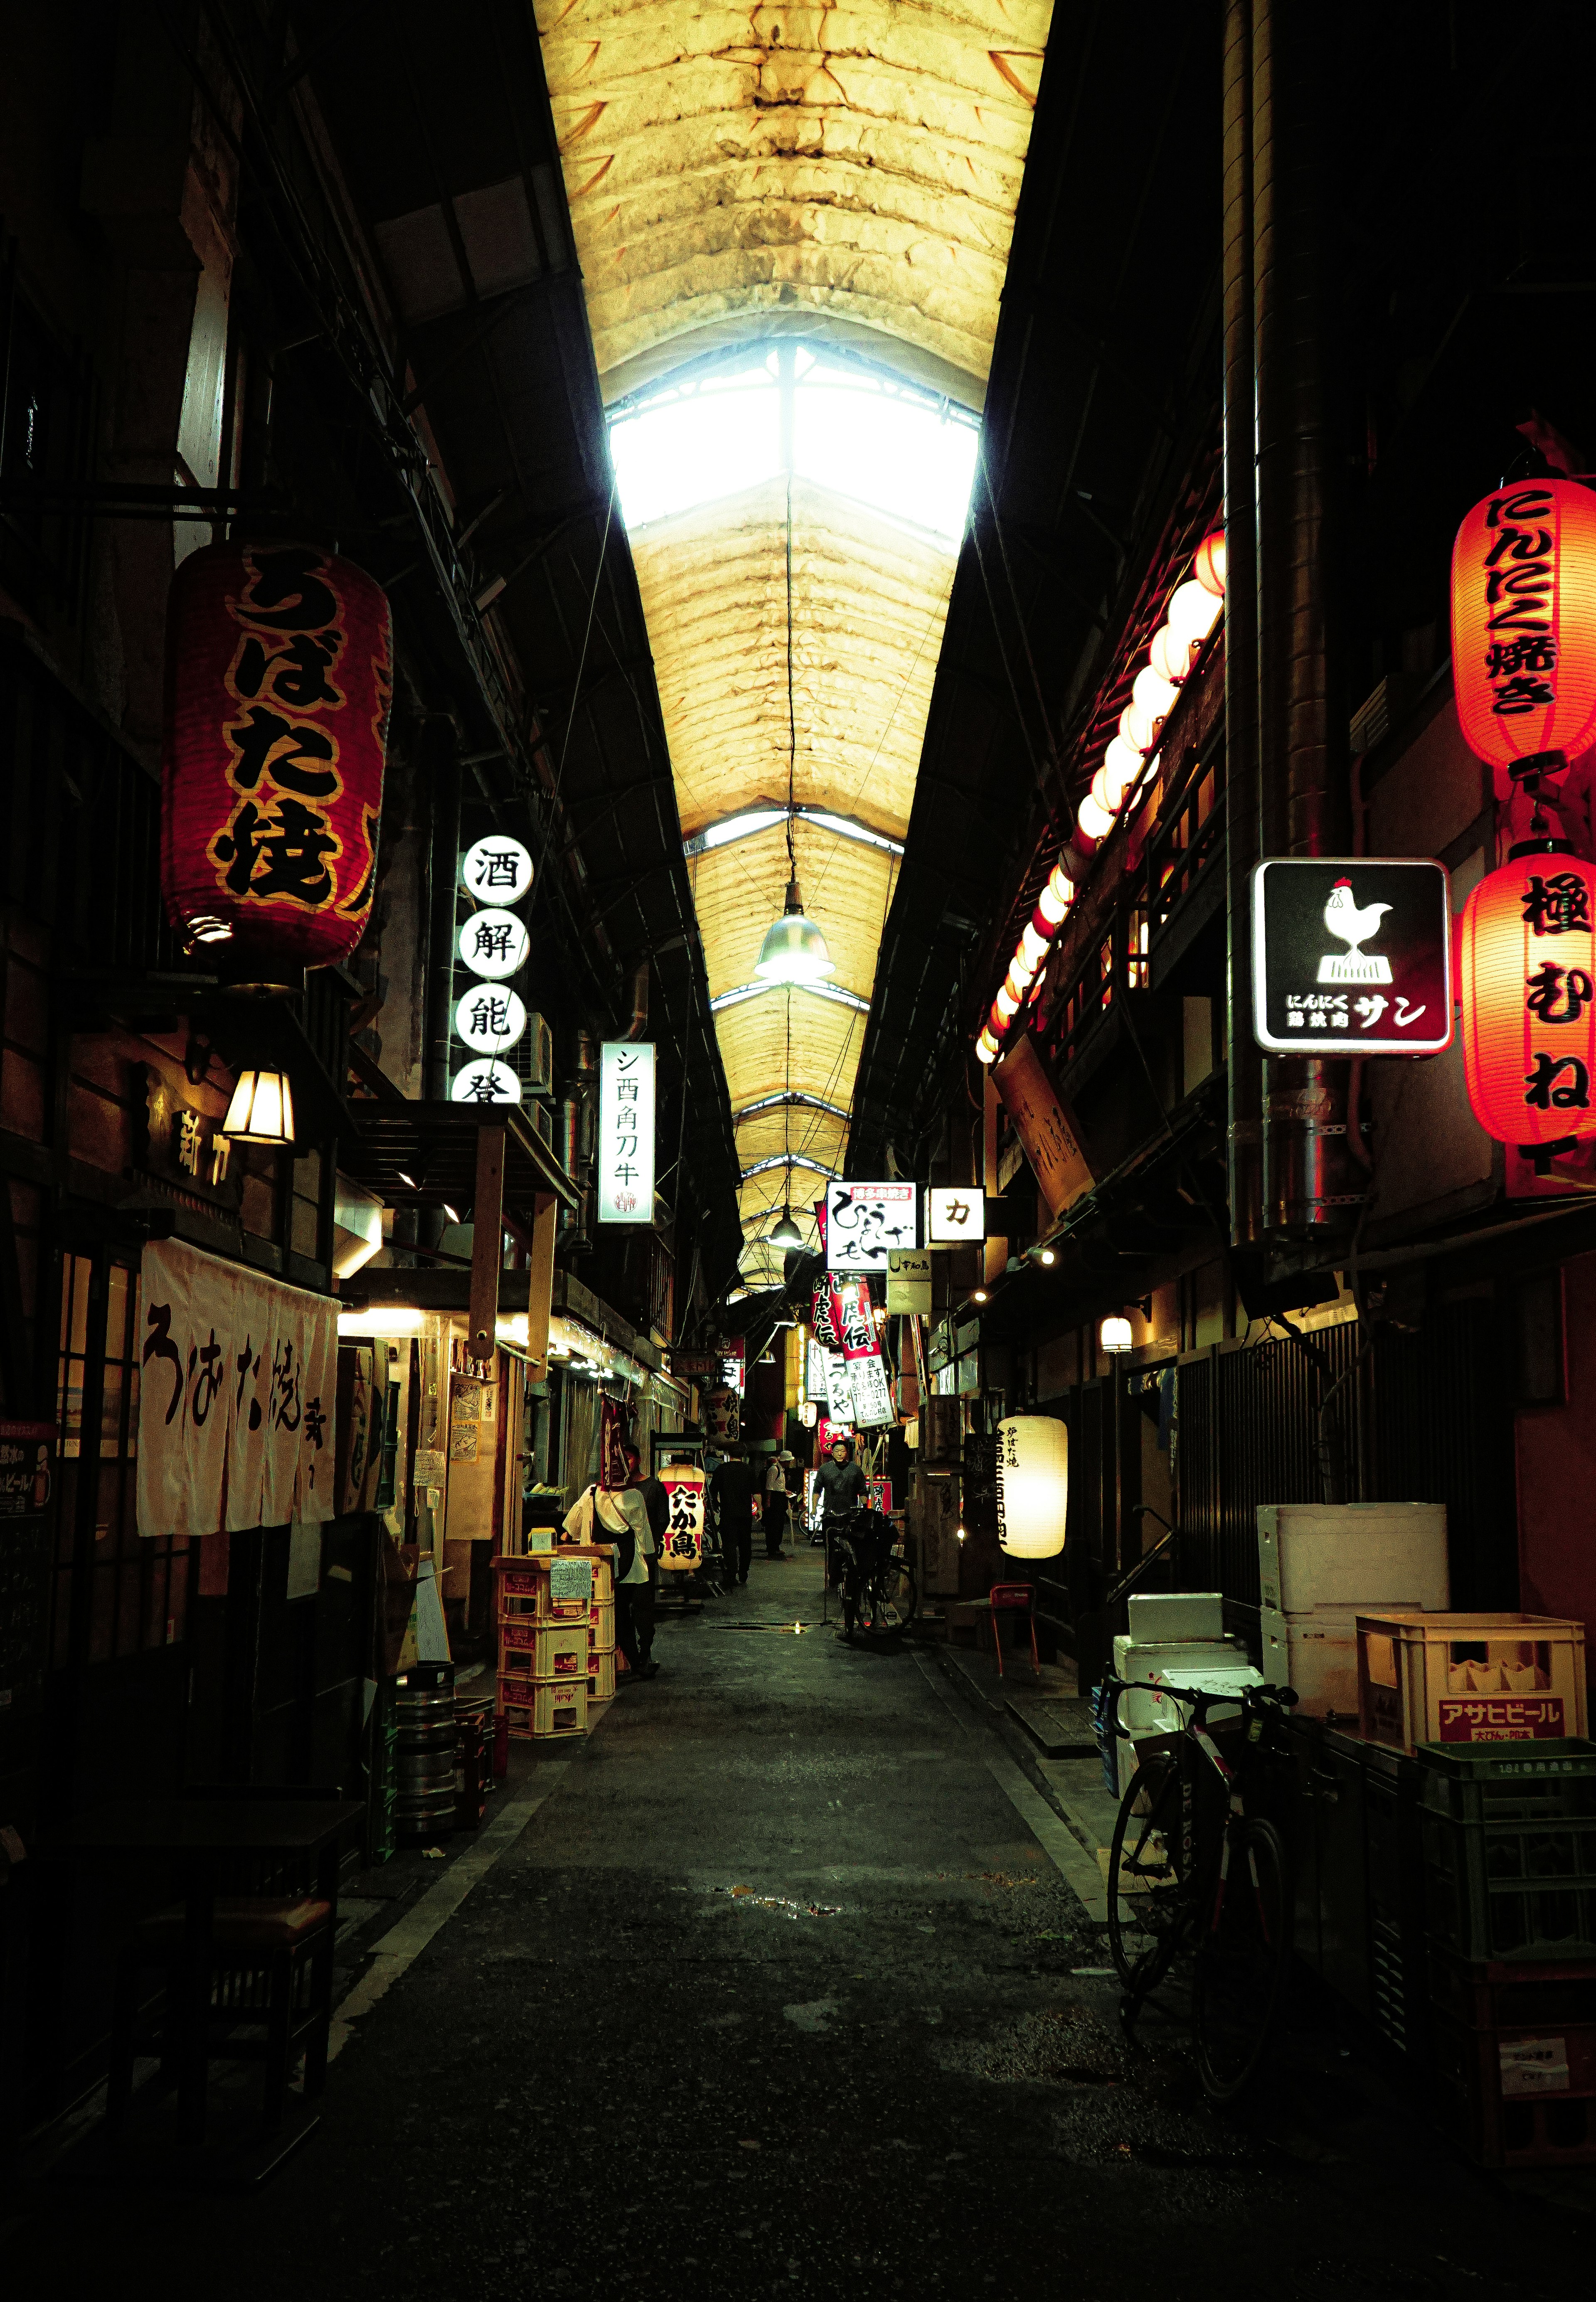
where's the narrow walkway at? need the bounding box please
[10,1555,1592,2298]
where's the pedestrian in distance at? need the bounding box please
[763,1448,796,1558]
[709,1447,758,1587]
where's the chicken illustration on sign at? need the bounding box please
[1252,859,1453,1056]
[1318,880,1393,985]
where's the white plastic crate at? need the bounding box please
[1256,1503,1448,1615]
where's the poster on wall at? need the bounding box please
[136,1238,336,1540]
[597,1041,656,1223]
[825,1181,917,1273]
[849,1352,897,1428]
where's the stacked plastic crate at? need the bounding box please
[587,1557,616,1704]
[494,1552,594,1738]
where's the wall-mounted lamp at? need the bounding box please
[1100,1315,1134,1355]
[223,1067,295,1145]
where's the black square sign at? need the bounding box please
[1251,857,1453,1056]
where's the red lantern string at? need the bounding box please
[161,541,392,986]
[1458,839,1596,1148]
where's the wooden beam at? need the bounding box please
[525,1191,559,1379]
[469,1125,506,1366]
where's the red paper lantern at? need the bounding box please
[161,541,392,988]
[1458,840,1596,1146]
[1451,479,1596,772]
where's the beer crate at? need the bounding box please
[498,1620,587,1680]
[1431,2007,1596,2167]
[588,1649,616,1704]
[499,1677,588,1740]
[589,1599,615,1654]
[1357,1611,1587,1753]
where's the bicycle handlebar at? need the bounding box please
[1098,1672,1298,1741]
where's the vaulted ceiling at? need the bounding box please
[536,0,1054,1286]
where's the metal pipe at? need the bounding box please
[1222,0,1263,1250]
[621,958,649,1041]
[1253,0,1351,1231]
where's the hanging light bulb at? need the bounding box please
[223,1068,296,1145]
[755,874,835,984]
[770,1207,804,1249]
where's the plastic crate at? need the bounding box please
[1357,1611,1587,1752]
[589,1599,615,1650]
[587,1649,616,1704]
[1431,2009,1596,2167]
[1430,1948,1596,2031]
[1419,1738,1596,1822]
[1421,1801,1596,1963]
[498,1620,587,1679]
[497,1676,585,1740]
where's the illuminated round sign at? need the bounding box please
[457,907,529,980]
[454,984,527,1054]
[459,835,534,905]
[449,1059,522,1106]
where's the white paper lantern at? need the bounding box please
[459,835,534,905]
[995,1415,1068,1559]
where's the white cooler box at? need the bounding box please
[1110,1632,1263,1796]
[1256,1502,1449,1719]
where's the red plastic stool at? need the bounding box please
[970,1582,1040,1679]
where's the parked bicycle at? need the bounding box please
[830,1510,918,1642]
[1101,1672,1298,2102]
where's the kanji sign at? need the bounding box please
[1460,846,1596,1148]
[161,542,391,977]
[659,1462,705,1571]
[1451,480,1596,772]
[993,1035,1095,1217]
[1251,857,1453,1056]
[454,985,527,1056]
[457,907,530,981]
[925,1186,982,1246]
[848,1350,896,1428]
[136,1238,335,1539]
[828,1278,877,1361]
[459,835,534,906]
[825,1181,916,1273]
[1438,1695,1566,1743]
[450,1058,521,1105]
[886,1248,931,1315]
[598,1042,655,1224]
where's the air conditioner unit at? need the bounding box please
[515,1011,554,1098]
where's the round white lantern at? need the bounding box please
[459,835,534,904]
[995,1415,1068,1558]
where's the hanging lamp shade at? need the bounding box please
[1451,478,1596,772]
[754,876,835,984]
[995,1415,1068,1558]
[1459,840,1596,1147]
[161,541,392,991]
[770,1208,804,1249]
[223,1067,296,1145]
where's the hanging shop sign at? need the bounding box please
[1451,479,1596,772]
[459,834,534,906]
[817,1416,852,1451]
[1459,842,1596,1148]
[867,1476,893,1517]
[659,1462,705,1571]
[886,1247,932,1315]
[825,1181,917,1273]
[720,1337,746,1394]
[848,1351,896,1429]
[813,1197,828,1257]
[161,542,391,983]
[136,1238,336,1541]
[450,1057,522,1106]
[597,1042,655,1223]
[668,1350,721,1382]
[598,1397,630,1490]
[805,1336,830,1402]
[704,1387,741,1443]
[995,1414,1068,1559]
[1251,857,1453,1056]
[992,1036,1095,1217]
[811,1281,838,1347]
[925,1185,983,1246]
[458,907,530,981]
[828,1278,876,1359]
[823,1353,855,1423]
[454,985,527,1057]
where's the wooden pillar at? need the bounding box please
[469,1125,505,1368]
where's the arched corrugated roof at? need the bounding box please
[536,0,1054,1273]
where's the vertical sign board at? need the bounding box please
[598,1042,656,1222]
[1251,858,1453,1054]
[992,1036,1095,1218]
[825,1181,916,1273]
[886,1248,932,1315]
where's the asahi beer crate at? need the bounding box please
[589,1599,615,1654]
[500,1678,588,1740]
[493,1551,595,1622]
[1431,2007,1596,2167]
[498,1620,587,1681]
[587,1649,616,1705]
[1357,1612,1588,1754]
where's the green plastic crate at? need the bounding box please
[1422,1797,1596,1963]
[1419,1738,1596,1824]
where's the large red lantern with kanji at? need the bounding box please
[1451,479,1596,772]
[1458,840,1596,1147]
[658,1460,704,1573]
[161,540,392,989]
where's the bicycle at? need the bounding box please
[830,1511,918,1642]
[1101,1672,1297,2103]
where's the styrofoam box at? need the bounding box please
[1110,1640,1264,1795]
[1126,1591,1224,1644]
[1260,1605,1373,1718]
[1257,1502,1449,1617]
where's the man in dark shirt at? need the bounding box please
[624,1443,669,1630]
[710,1449,758,1587]
[815,1435,868,1526]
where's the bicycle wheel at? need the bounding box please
[860,1559,917,1639]
[1191,1815,1290,2104]
[1106,1753,1188,1997]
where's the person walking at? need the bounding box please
[815,1435,870,1637]
[710,1448,757,1587]
[763,1450,796,1559]
[564,1475,658,1679]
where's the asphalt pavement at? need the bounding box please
[5,1548,1593,2299]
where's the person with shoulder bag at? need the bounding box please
[564,1477,659,1680]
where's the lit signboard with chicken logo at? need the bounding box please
[1251,858,1453,1056]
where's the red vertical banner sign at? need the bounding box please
[598,1398,629,1490]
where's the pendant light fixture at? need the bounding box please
[767,980,805,1249]
[223,1066,296,1144]
[754,473,835,987]
[770,1206,804,1249]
